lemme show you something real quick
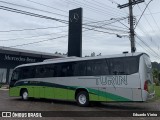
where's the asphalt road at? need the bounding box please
[0,89,160,120]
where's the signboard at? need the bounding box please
[68,8,82,57]
[0,53,43,63]
[4,55,36,62]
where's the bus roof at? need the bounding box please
[15,52,148,69]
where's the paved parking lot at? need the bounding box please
[0,89,160,120]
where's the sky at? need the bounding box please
[0,0,160,62]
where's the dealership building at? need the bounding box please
[0,46,64,84]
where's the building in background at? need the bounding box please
[0,46,64,84]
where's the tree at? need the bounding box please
[153,69,159,79]
[97,53,101,56]
[91,52,95,57]
[153,68,160,86]
[85,52,102,57]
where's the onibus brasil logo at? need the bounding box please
[1,112,42,118]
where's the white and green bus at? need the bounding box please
[9,52,155,106]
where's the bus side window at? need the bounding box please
[67,63,75,76]
[53,66,58,77]
[21,67,35,79]
[60,62,75,77]
[74,61,86,76]
[35,66,46,78]
[61,64,68,77]
[109,58,124,75]
[105,59,110,75]
[86,64,92,76]
[124,57,138,75]
[86,61,96,76]
[86,59,109,76]
[94,59,109,75]
[45,64,57,77]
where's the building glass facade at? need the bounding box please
[0,47,63,84]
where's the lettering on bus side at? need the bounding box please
[96,75,128,86]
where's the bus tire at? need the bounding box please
[21,89,28,100]
[76,91,89,107]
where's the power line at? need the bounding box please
[6,27,118,48]
[83,19,129,35]
[89,0,127,16]
[7,27,119,48]
[26,0,67,13]
[87,17,128,23]
[137,4,154,31]
[8,35,68,48]
[0,1,102,30]
[84,24,129,33]
[107,0,129,15]
[84,19,114,24]
[83,27,123,35]
[25,0,99,23]
[24,0,129,26]
[107,0,119,5]
[114,19,129,29]
[135,0,153,29]
[0,1,131,42]
[7,20,125,48]
[0,0,68,17]
[136,41,160,60]
[136,23,155,45]
[90,17,129,31]
[137,4,159,49]
[136,34,160,59]
[1,24,128,47]
[105,24,128,30]
[62,0,125,18]
[83,17,129,35]
[1,28,126,45]
[0,5,68,24]
[139,11,160,16]
[0,31,68,41]
[84,17,129,31]
[0,25,67,33]
[144,2,160,37]
[84,17,129,30]
[0,17,127,33]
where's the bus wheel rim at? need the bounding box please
[79,94,86,105]
[23,92,28,99]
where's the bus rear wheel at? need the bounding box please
[21,89,28,100]
[76,91,89,107]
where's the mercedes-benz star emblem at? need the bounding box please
[70,13,79,22]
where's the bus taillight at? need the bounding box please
[144,81,148,92]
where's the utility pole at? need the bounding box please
[118,0,144,53]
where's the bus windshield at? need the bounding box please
[11,68,20,81]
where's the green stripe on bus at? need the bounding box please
[10,81,132,101]
[14,81,76,90]
[88,88,131,101]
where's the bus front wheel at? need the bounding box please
[21,89,28,100]
[76,91,89,107]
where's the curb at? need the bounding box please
[0,87,9,90]
[0,88,9,91]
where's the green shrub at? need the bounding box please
[154,78,160,86]
[155,86,160,99]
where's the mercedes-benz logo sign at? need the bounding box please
[70,13,79,22]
